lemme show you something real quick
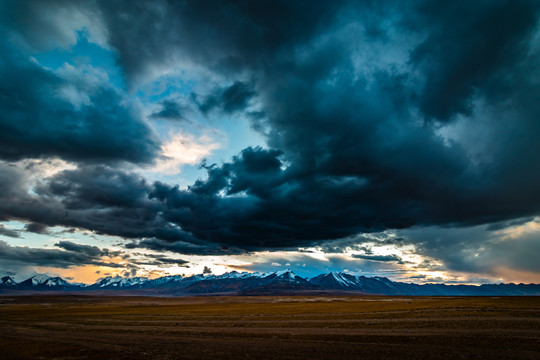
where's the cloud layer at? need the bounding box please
[0,1,539,274]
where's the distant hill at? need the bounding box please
[1,270,539,296]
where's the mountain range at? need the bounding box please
[1,270,539,296]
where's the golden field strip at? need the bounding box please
[0,295,539,359]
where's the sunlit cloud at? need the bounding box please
[493,217,540,240]
[151,131,221,175]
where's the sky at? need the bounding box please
[1,0,540,285]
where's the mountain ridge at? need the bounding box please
[1,270,539,296]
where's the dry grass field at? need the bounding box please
[0,295,539,359]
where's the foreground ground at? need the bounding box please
[0,295,538,359]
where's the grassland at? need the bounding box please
[0,295,539,359]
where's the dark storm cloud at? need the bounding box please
[146,146,350,249]
[313,234,405,254]
[352,254,404,264]
[0,240,124,268]
[0,2,160,164]
[0,0,99,51]
[0,224,19,238]
[125,238,242,256]
[32,166,184,241]
[133,254,190,267]
[196,81,255,115]
[150,100,189,121]
[117,0,539,250]
[0,163,240,254]
[398,223,540,276]
[0,163,167,242]
[0,58,160,163]
[405,0,540,121]
[1,0,540,257]
[43,165,152,210]
[144,142,462,249]
[55,240,122,258]
[25,223,49,234]
[485,217,537,232]
[97,0,347,83]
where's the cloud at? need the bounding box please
[97,0,346,84]
[0,224,19,238]
[125,238,242,256]
[202,266,212,274]
[55,240,122,258]
[0,34,161,164]
[25,223,49,234]
[150,99,189,121]
[312,233,405,253]
[151,132,221,175]
[0,1,159,164]
[397,218,540,278]
[0,0,107,52]
[1,0,540,265]
[153,257,189,267]
[230,252,411,278]
[196,81,255,115]
[0,240,125,269]
[0,163,170,242]
[131,254,190,268]
[406,0,540,122]
[134,0,540,251]
[352,254,404,264]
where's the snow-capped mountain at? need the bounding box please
[28,274,52,286]
[1,271,539,296]
[309,272,412,294]
[92,276,150,288]
[309,271,359,289]
[241,269,318,294]
[143,274,184,286]
[257,269,314,286]
[42,276,72,287]
[18,274,75,288]
[212,271,255,280]
[0,275,16,286]
[177,269,317,295]
[270,269,300,280]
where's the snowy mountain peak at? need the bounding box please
[0,275,16,286]
[17,274,72,287]
[43,277,70,287]
[96,275,123,287]
[215,271,254,280]
[273,269,298,280]
[257,271,274,278]
[330,272,356,287]
[96,276,149,288]
[120,277,149,286]
[30,274,52,285]
[184,274,205,282]
[147,275,183,285]
[2,271,540,296]
[256,270,299,280]
[309,271,357,289]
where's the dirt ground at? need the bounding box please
[0,295,538,359]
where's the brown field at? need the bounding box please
[0,295,539,359]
